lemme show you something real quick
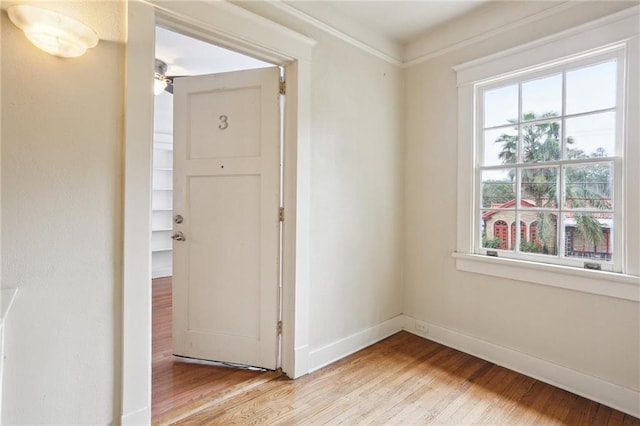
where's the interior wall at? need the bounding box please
[403,0,640,394]
[234,2,405,354]
[0,3,125,424]
[309,34,403,349]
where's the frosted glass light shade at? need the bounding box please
[154,77,168,95]
[7,5,99,58]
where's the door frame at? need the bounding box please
[122,1,315,423]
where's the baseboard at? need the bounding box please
[307,315,404,373]
[121,406,150,426]
[401,315,640,418]
[291,344,309,379]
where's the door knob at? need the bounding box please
[171,231,186,241]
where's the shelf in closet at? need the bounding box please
[153,246,173,252]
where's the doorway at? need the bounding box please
[151,26,282,423]
[122,3,314,422]
[151,26,275,281]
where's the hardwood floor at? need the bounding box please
[154,278,639,425]
[152,277,274,425]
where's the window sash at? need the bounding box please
[473,47,625,272]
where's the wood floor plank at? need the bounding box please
[170,331,639,425]
[152,277,273,424]
[153,277,639,425]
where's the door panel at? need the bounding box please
[172,66,280,369]
[187,175,261,338]
[188,87,262,159]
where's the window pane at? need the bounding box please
[481,169,515,208]
[522,121,562,163]
[484,84,518,128]
[522,74,562,121]
[521,167,558,207]
[483,127,517,166]
[519,215,541,253]
[564,163,612,210]
[524,213,558,256]
[566,112,615,159]
[481,211,514,250]
[566,60,617,115]
[563,212,612,261]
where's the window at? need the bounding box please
[454,8,640,301]
[477,51,622,271]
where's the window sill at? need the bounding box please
[452,252,640,302]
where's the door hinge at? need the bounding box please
[277,320,283,335]
[279,79,286,95]
[279,207,285,222]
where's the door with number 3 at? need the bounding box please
[172,67,281,370]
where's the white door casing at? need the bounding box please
[172,67,281,369]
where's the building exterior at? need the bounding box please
[483,199,612,260]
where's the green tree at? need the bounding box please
[495,112,609,256]
[482,180,515,207]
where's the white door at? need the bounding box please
[172,67,281,369]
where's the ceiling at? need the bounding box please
[155,0,491,76]
[287,1,490,44]
[2,1,491,72]
[155,27,272,77]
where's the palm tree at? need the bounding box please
[495,112,608,256]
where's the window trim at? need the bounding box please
[454,6,640,301]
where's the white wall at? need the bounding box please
[234,2,405,362]
[0,4,125,424]
[404,0,639,399]
[1,0,404,422]
[308,34,403,351]
[3,0,636,423]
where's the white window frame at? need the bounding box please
[475,48,623,272]
[454,6,640,302]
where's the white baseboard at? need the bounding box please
[291,344,309,379]
[308,315,404,373]
[121,406,150,426]
[401,315,640,418]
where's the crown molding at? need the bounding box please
[236,1,638,70]
[269,1,403,66]
[403,1,576,67]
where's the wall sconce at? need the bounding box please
[154,59,170,95]
[7,4,99,58]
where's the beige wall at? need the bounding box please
[1,0,637,423]
[1,0,404,422]
[1,3,125,423]
[307,32,404,348]
[403,1,640,393]
[235,2,405,351]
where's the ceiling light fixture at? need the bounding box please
[7,4,99,58]
[154,59,170,95]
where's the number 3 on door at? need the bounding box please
[218,115,229,130]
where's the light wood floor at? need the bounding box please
[153,278,639,425]
[152,277,274,424]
